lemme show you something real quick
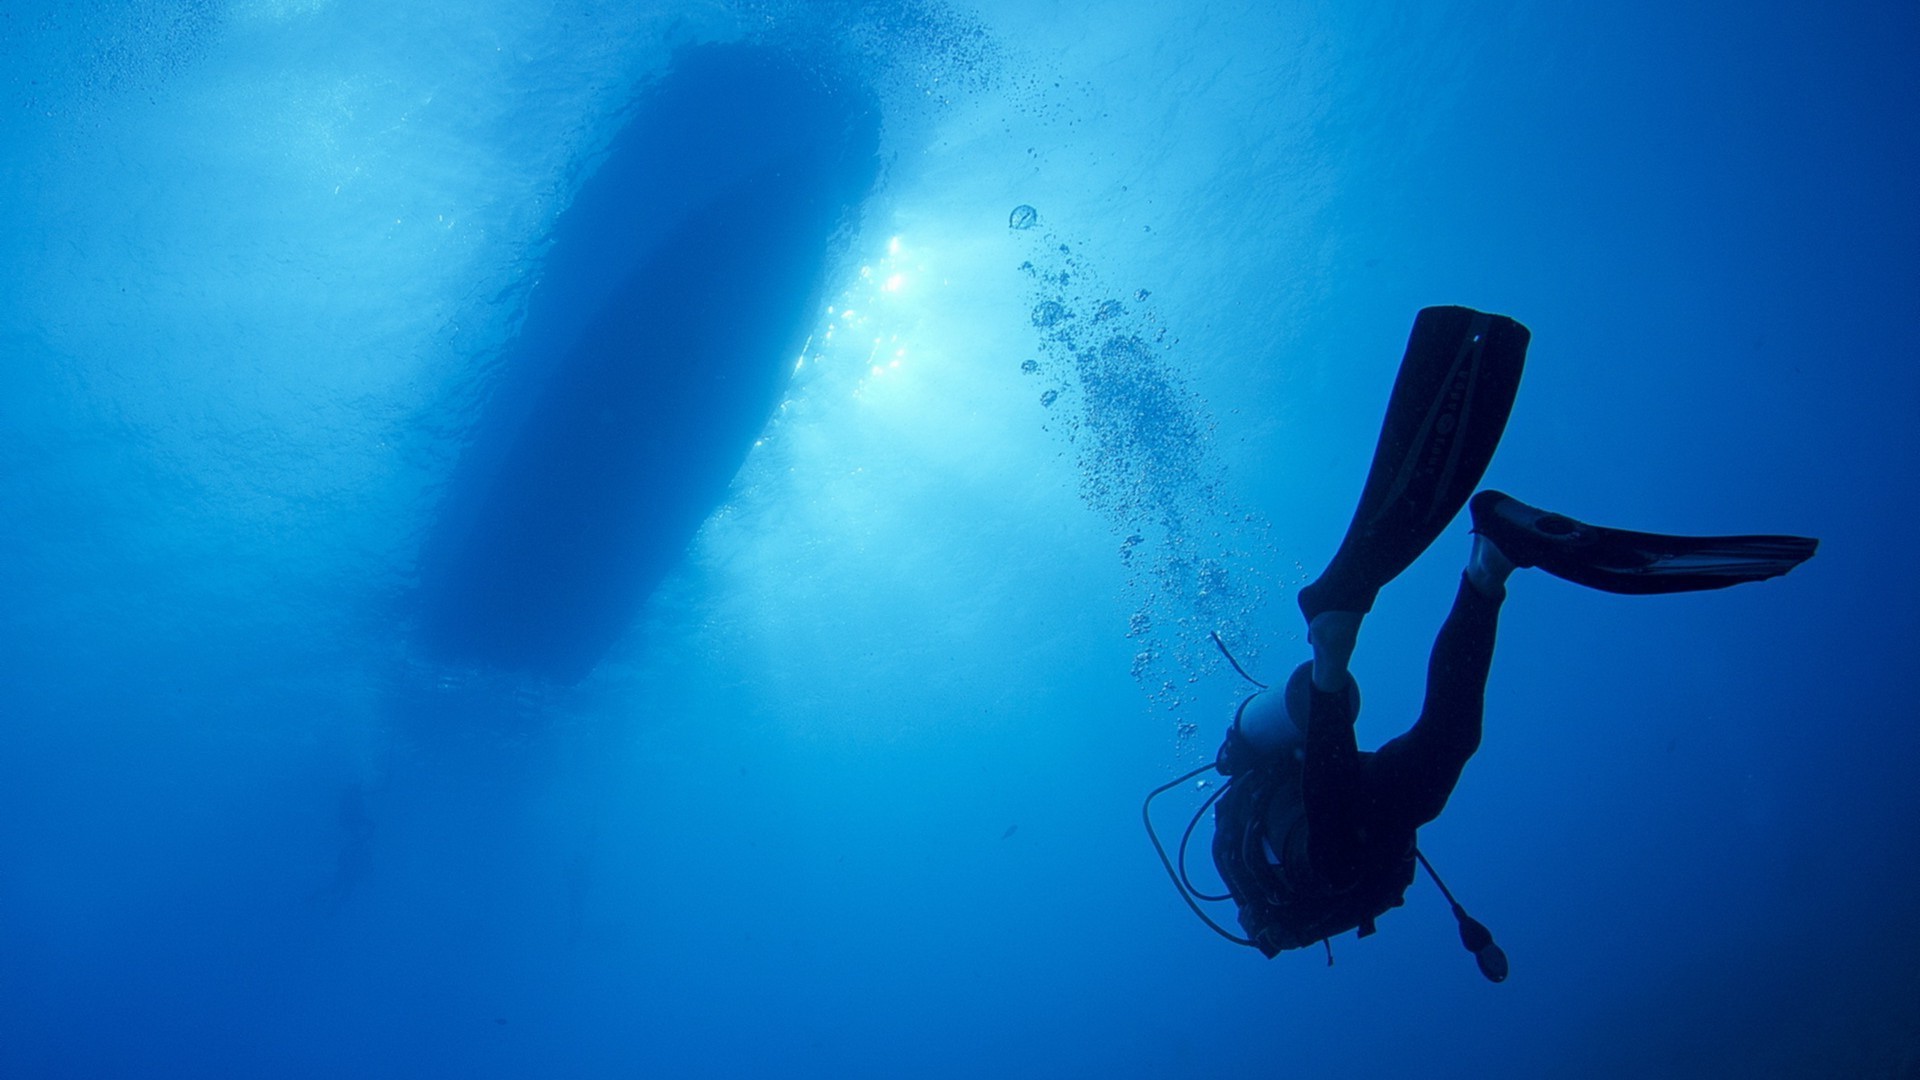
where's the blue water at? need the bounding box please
[2,2,1915,1077]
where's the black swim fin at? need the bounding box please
[1469,490,1818,594]
[1300,306,1531,619]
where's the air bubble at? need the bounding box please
[1030,300,1067,328]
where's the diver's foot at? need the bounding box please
[1306,610,1362,692]
[1468,490,1596,572]
[1297,570,1377,625]
[1465,533,1515,601]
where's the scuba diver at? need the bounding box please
[1145,306,1817,981]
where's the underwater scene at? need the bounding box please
[2,1,1915,1076]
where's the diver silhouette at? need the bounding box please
[1146,306,1818,981]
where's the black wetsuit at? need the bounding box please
[1214,576,1503,954]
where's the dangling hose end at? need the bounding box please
[1210,631,1267,690]
[1417,847,1511,984]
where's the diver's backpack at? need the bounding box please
[1209,729,1416,958]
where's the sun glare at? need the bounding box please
[790,234,933,401]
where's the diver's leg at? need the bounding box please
[1368,567,1505,830]
[1300,669,1369,891]
[1308,528,1504,720]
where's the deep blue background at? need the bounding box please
[1,2,1914,1077]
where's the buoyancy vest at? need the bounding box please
[1210,726,1416,958]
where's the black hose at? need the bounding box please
[1209,631,1267,689]
[1415,847,1509,983]
[1143,763,1253,947]
[1177,781,1232,902]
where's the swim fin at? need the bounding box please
[1468,490,1818,594]
[1299,306,1531,619]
